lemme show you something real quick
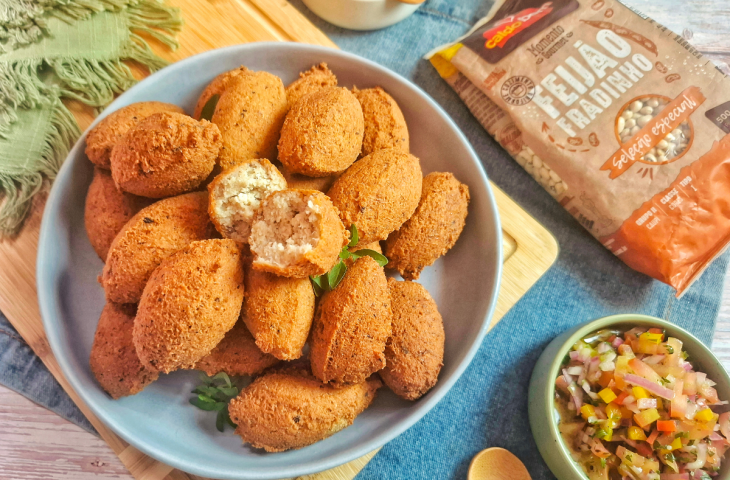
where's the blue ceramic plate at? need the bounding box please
[37,43,502,480]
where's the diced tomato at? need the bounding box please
[683,372,697,395]
[671,380,687,419]
[648,328,663,335]
[636,442,654,457]
[657,420,676,432]
[647,429,659,445]
[598,371,613,388]
[615,391,630,405]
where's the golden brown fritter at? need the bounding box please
[243,264,315,360]
[134,239,244,373]
[110,112,220,198]
[380,279,444,401]
[352,87,409,156]
[90,303,159,399]
[344,241,382,267]
[195,319,279,377]
[101,192,216,304]
[285,63,338,108]
[277,162,339,193]
[228,365,381,452]
[193,66,250,120]
[85,168,151,261]
[310,256,392,386]
[207,158,287,243]
[212,71,287,166]
[278,87,364,177]
[85,102,184,169]
[327,149,422,245]
[385,172,470,280]
[249,189,347,278]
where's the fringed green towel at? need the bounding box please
[0,0,181,235]
[0,0,140,52]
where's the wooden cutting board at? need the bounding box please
[0,1,559,479]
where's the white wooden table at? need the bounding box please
[1,1,730,478]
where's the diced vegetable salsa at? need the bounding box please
[555,327,730,479]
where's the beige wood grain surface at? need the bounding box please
[2,0,730,479]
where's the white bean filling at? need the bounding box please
[210,160,287,243]
[250,191,321,268]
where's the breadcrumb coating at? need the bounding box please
[352,86,409,156]
[110,112,220,198]
[101,192,216,304]
[212,71,287,166]
[278,87,363,177]
[385,172,470,280]
[90,303,159,399]
[310,256,392,386]
[285,63,338,108]
[195,319,279,376]
[85,102,184,169]
[243,264,315,360]
[327,148,422,244]
[193,66,250,119]
[134,239,244,373]
[228,365,381,452]
[85,168,151,261]
[379,279,444,401]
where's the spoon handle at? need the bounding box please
[396,0,426,4]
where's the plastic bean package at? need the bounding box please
[429,0,730,296]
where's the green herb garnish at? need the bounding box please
[309,225,388,297]
[600,458,606,468]
[665,345,674,354]
[199,94,220,121]
[190,372,238,432]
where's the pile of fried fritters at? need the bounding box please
[84,63,470,452]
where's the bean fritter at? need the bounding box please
[228,365,381,452]
[310,256,392,386]
[352,86,409,156]
[244,264,315,360]
[85,101,184,169]
[285,63,338,108]
[85,168,151,260]
[110,112,220,198]
[249,189,347,278]
[90,303,159,399]
[278,87,363,177]
[327,148,422,244]
[195,319,279,377]
[193,66,250,120]
[101,192,216,304]
[212,71,287,166]
[385,172,470,280]
[134,239,244,373]
[380,279,444,400]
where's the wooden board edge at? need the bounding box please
[490,183,559,325]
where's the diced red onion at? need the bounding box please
[562,369,574,385]
[709,432,724,441]
[682,361,693,371]
[566,366,583,376]
[660,474,689,480]
[697,372,707,385]
[623,374,675,400]
[719,412,730,440]
[612,337,624,348]
[568,382,582,410]
[597,342,612,354]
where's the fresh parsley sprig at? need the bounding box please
[309,224,388,297]
[190,372,238,432]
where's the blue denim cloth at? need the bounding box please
[1,1,728,479]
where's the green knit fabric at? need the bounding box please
[0,0,181,235]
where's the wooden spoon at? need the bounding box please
[467,448,532,480]
[397,0,426,4]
